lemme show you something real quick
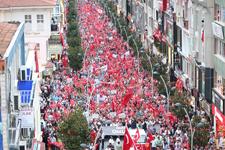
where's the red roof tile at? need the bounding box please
[0,0,56,8]
[0,22,19,56]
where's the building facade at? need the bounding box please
[0,0,56,72]
[114,0,225,136]
[211,0,225,136]
[0,22,25,149]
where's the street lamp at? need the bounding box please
[175,103,193,150]
[144,52,174,111]
[175,103,206,150]
[153,71,170,112]
[127,35,140,78]
[145,53,154,101]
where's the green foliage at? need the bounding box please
[66,0,84,71]
[68,46,84,71]
[192,116,210,147]
[57,107,90,150]
[171,90,192,120]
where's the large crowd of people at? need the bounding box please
[39,0,216,150]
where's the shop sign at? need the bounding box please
[212,22,224,40]
[18,107,34,128]
[212,104,225,125]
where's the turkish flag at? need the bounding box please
[123,127,136,150]
[34,51,39,72]
[201,28,205,44]
[133,128,140,143]
[121,90,133,106]
[111,98,116,112]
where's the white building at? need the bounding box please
[0,0,56,72]
[0,22,26,150]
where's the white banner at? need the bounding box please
[18,108,34,128]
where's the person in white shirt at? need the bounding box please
[115,137,122,150]
[175,127,182,135]
[109,136,114,145]
[174,139,182,150]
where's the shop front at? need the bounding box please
[212,103,225,137]
[212,89,225,136]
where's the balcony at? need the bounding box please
[48,34,61,45]
[48,34,63,59]
[213,54,225,78]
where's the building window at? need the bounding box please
[222,43,225,57]
[37,14,44,23]
[214,72,225,96]
[215,4,225,22]
[215,39,225,57]
[201,71,205,97]
[25,15,32,23]
[53,4,60,16]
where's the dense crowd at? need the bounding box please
[39,0,216,150]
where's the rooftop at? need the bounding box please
[0,22,19,57]
[0,0,56,8]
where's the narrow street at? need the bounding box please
[39,0,210,150]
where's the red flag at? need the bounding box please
[123,127,136,150]
[34,51,39,72]
[201,28,204,43]
[111,98,116,112]
[133,128,140,143]
[121,90,133,106]
[163,0,168,11]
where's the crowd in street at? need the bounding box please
[39,0,216,150]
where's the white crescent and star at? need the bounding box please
[125,134,129,144]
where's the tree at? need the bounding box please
[192,116,210,147]
[171,90,192,120]
[57,107,90,150]
[66,0,84,70]
[68,46,84,71]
